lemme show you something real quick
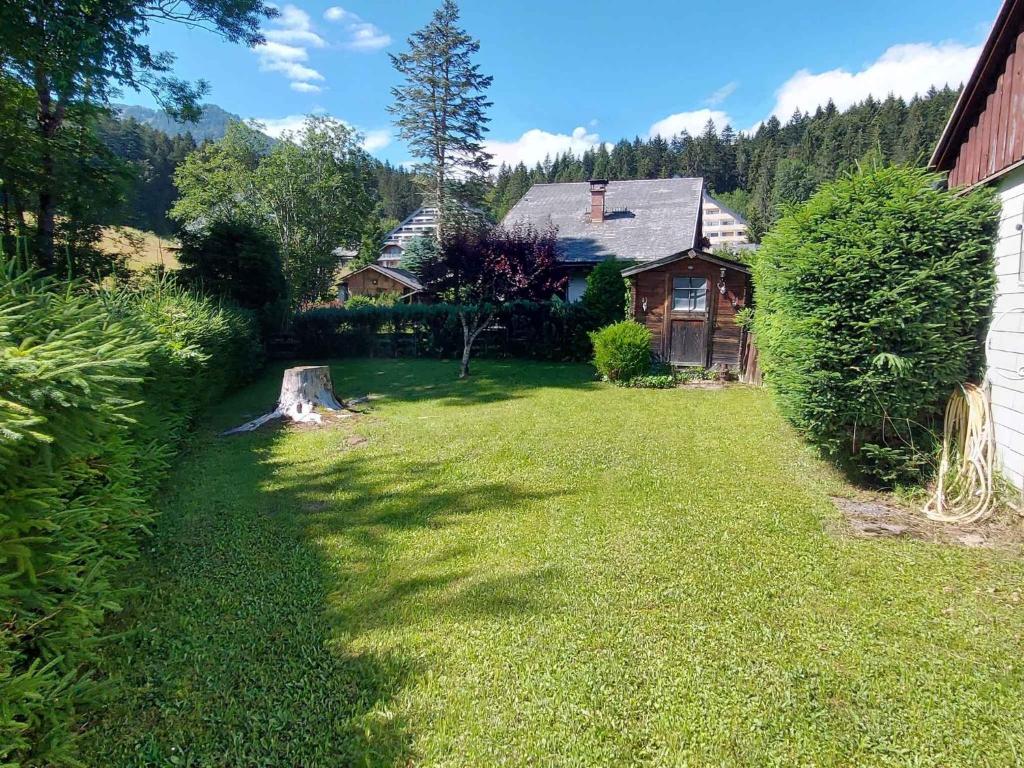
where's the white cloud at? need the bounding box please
[256,4,327,90]
[484,126,609,169]
[323,6,351,22]
[705,82,738,107]
[361,129,392,152]
[324,6,391,51]
[264,28,325,48]
[648,109,732,139]
[253,115,308,138]
[252,114,391,153]
[767,41,981,121]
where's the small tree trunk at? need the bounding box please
[223,365,345,434]
[458,310,492,379]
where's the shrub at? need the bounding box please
[590,321,652,382]
[622,374,676,389]
[345,294,376,309]
[582,259,628,327]
[177,220,288,334]
[0,263,261,766]
[752,165,999,486]
[293,300,597,362]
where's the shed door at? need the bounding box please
[668,276,709,366]
[669,320,706,365]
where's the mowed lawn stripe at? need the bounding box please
[84,359,1024,767]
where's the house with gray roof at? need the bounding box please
[502,178,706,301]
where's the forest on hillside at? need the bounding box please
[3,87,959,249]
[490,87,960,239]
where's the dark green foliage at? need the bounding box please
[582,260,629,327]
[96,114,198,235]
[293,300,597,362]
[178,219,287,333]
[398,235,440,277]
[0,262,260,766]
[752,165,999,486]
[590,321,652,382]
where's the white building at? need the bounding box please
[702,193,750,250]
[379,207,441,267]
[931,0,1024,488]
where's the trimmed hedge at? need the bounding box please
[293,300,597,362]
[590,321,653,382]
[752,165,999,486]
[0,264,261,766]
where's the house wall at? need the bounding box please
[629,256,748,369]
[346,270,410,298]
[986,164,1024,488]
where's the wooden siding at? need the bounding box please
[949,28,1024,188]
[628,255,749,369]
[346,270,413,298]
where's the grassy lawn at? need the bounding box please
[83,359,1024,767]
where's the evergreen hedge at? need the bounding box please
[752,165,999,486]
[0,263,261,766]
[293,300,597,362]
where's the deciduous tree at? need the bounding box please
[0,0,274,271]
[420,222,564,377]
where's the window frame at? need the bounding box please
[671,276,709,313]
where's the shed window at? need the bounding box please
[672,277,707,312]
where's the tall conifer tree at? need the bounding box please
[389,0,493,241]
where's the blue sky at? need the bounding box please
[131,0,1002,167]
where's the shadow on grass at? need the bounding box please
[83,401,564,767]
[286,357,602,409]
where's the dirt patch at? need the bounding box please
[345,435,369,449]
[831,495,1024,549]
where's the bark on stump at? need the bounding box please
[223,365,344,435]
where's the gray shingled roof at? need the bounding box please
[502,178,705,263]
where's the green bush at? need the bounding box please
[752,165,999,486]
[582,259,628,327]
[177,220,288,335]
[0,263,261,766]
[590,321,652,382]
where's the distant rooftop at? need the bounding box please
[502,178,705,263]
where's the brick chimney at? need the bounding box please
[589,179,608,223]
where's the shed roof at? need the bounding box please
[930,0,1024,183]
[620,249,750,277]
[345,263,425,292]
[502,178,705,263]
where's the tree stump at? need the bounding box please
[223,365,345,435]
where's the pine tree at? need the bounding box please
[389,0,493,241]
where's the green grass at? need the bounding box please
[83,359,1024,767]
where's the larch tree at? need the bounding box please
[388,0,493,241]
[0,0,274,271]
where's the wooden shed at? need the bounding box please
[340,264,426,303]
[623,249,751,369]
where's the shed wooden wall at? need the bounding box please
[347,270,410,298]
[629,257,748,369]
[948,27,1024,189]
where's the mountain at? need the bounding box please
[114,103,246,143]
